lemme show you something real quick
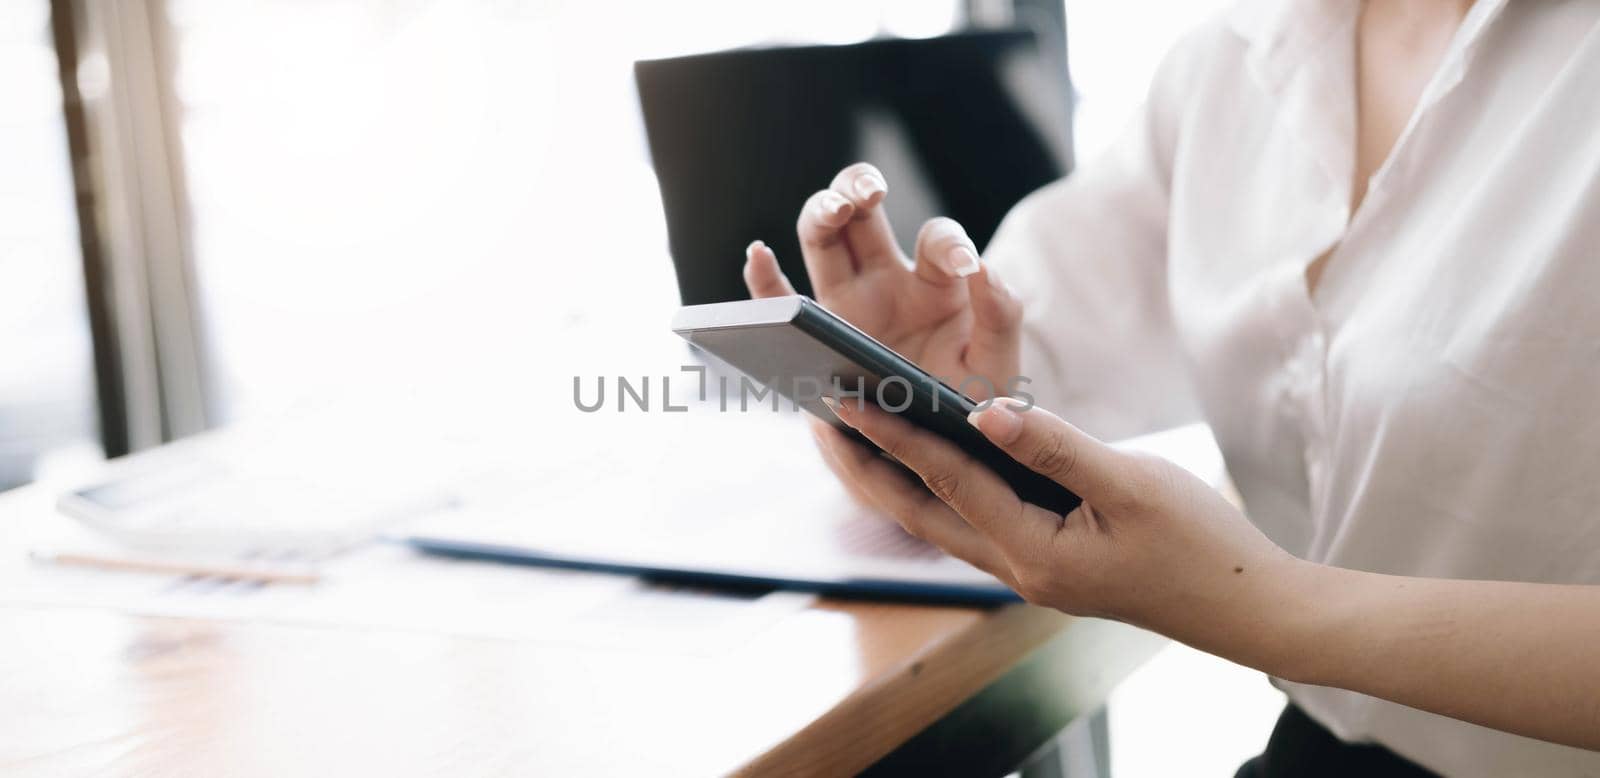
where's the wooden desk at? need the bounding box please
[0,412,1165,776]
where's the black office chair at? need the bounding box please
[636,29,1075,305]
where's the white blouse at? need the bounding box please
[985,0,1600,775]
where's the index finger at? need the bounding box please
[815,416,1018,586]
[828,398,1046,553]
[828,162,901,271]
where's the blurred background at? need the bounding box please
[0,1,1284,773]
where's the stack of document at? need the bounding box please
[401,412,1228,604]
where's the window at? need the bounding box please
[1066,0,1227,160]
[0,0,99,490]
[164,0,966,423]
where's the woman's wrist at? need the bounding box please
[1143,551,1349,687]
[1242,557,1354,686]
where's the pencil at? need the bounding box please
[28,549,321,585]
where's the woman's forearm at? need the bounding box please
[1238,562,1600,750]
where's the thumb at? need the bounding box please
[967,398,1133,505]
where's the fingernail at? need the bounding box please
[853,172,887,200]
[968,402,1022,444]
[817,192,851,219]
[946,245,980,278]
[822,396,850,418]
[745,239,765,260]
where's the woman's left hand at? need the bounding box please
[818,397,1306,657]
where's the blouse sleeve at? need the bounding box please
[983,27,1214,441]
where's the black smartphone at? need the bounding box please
[671,295,1081,516]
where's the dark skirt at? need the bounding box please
[1235,705,1440,778]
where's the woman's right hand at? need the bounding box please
[741,162,1023,401]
